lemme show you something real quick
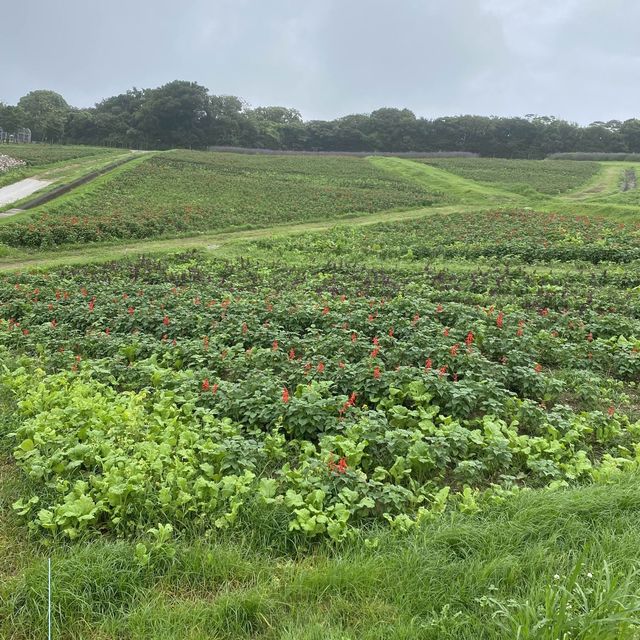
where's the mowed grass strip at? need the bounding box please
[0,150,441,248]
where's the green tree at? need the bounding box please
[17,90,70,142]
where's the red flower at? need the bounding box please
[370,347,380,358]
[425,358,432,371]
[289,348,296,360]
[282,387,290,403]
[88,300,95,312]
[327,453,348,474]
[443,327,449,337]
[412,313,420,326]
[450,343,460,356]
[317,362,325,373]
[439,365,448,377]
[534,363,543,373]
[127,306,135,315]
[496,311,504,329]
[339,361,345,368]
[272,340,279,351]
[212,383,219,395]
[322,305,330,315]
[373,366,381,379]
[587,332,593,342]
[163,315,170,326]
[465,331,474,346]
[351,332,357,343]
[436,304,443,314]
[51,319,57,329]
[202,378,210,392]
[608,405,615,417]
[105,327,111,335]
[388,327,394,337]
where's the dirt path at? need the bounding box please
[0,178,52,210]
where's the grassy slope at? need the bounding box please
[416,157,602,195]
[3,471,640,639]
[0,145,124,190]
[0,151,442,248]
[2,152,640,638]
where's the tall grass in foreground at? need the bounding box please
[3,476,640,639]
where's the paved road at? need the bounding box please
[0,178,52,209]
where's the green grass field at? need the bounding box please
[1,149,640,638]
[416,157,602,196]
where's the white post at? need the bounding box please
[48,557,51,640]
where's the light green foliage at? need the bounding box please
[416,157,601,195]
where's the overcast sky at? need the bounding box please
[2,0,638,124]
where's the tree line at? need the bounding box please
[2,80,640,158]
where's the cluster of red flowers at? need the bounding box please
[327,453,348,474]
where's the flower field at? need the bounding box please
[0,151,441,247]
[417,157,601,195]
[3,155,640,638]
[1,209,638,546]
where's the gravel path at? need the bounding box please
[0,178,52,209]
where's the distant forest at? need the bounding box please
[2,80,640,158]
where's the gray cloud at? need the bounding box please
[1,0,638,123]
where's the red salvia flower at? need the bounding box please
[289,348,296,360]
[317,362,325,373]
[282,387,290,403]
[127,306,135,315]
[373,366,381,379]
[202,379,210,392]
[534,363,543,373]
[425,358,432,371]
[163,315,170,326]
[272,340,279,351]
[466,331,474,346]
[496,311,504,328]
[450,343,460,356]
